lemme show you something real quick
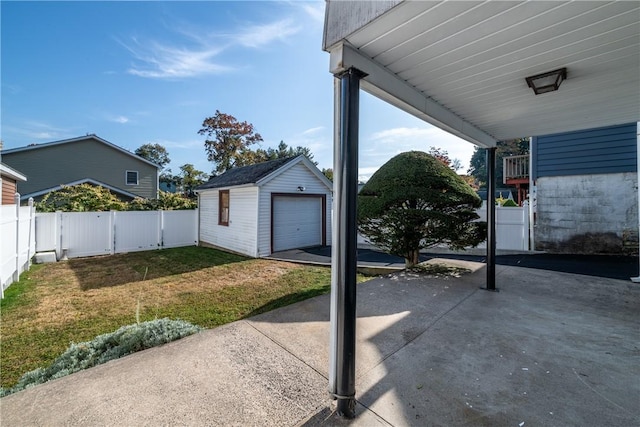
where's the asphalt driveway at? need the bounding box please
[269,245,639,280]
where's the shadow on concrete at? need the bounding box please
[249,263,640,425]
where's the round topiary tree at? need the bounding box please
[358,151,487,267]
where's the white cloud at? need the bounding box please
[285,1,324,24]
[111,115,129,124]
[120,14,301,79]
[31,132,55,139]
[302,1,325,24]
[149,138,202,150]
[235,19,301,48]
[301,126,325,135]
[120,37,232,79]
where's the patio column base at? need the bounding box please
[336,396,356,418]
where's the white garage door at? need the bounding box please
[273,196,323,252]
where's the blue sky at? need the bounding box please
[1,1,476,181]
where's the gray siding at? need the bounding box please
[532,123,637,180]
[2,138,158,199]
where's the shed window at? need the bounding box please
[126,170,139,185]
[219,190,229,226]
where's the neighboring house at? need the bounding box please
[1,135,159,201]
[196,156,333,258]
[530,122,638,252]
[0,163,27,205]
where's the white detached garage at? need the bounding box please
[196,156,332,258]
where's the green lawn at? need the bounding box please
[0,246,368,389]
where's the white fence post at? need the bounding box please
[26,198,34,271]
[160,210,165,248]
[1,194,37,298]
[522,200,530,251]
[13,194,20,285]
[110,211,116,255]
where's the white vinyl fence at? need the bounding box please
[35,210,198,260]
[357,202,531,251]
[476,201,530,251]
[1,197,35,297]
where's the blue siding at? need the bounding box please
[532,123,637,180]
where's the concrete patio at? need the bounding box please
[1,260,638,426]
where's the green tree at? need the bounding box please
[358,151,486,267]
[468,138,529,188]
[322,168,333,181]
[135,143,174,187]
[198,110,264,174]
[36,184,127,212]
[254,141,317,164]
[128,191,197,210]
[135,143,170,168]
[177,164,209,197]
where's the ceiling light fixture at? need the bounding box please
[525,68,567,95]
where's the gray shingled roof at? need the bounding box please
[196,156,299,190]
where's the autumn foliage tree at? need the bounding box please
[358,151,486,267]
[198,110,264,174]
[427,146,462,171]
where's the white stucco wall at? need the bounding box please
[535,172,638,251]
[198,186,259,257]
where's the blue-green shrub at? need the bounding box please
[1,318,201,397]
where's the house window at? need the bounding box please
[219,190,229,226]
[126,170,139,186]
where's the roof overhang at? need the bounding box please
[324,1,640,145]
[0,163,27,181]
[1,135,161,169]
[22,178,140,201]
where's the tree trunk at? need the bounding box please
[405,249,420,268]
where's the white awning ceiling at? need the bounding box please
[324,1,640,148]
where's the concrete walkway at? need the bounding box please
[1,262,639,426]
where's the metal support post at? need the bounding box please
[484,147,498,291]
[632,125,640,282]
[329,67,364,418]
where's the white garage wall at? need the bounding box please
[257,162,332,256]
[199,186,259,257]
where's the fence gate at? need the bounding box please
[35,210,198,260]
[60,212,112,258]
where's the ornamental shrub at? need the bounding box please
[358,151,486,267]
[0,318,201,397]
